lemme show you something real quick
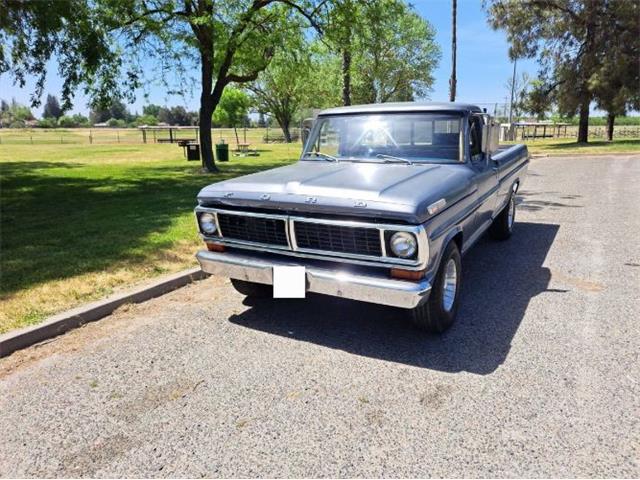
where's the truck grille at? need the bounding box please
[294,221,382,257]
[217,213,288,246]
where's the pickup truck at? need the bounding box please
[195,102,529,333]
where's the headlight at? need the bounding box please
[390,232,417,258]
[199,212,217,235]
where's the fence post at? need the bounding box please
[117,130,120,143]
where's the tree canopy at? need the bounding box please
[486,0,640,142]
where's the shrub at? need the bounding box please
[107,118,127,128]
[58,116,76,128]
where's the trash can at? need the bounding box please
[186,143,200,161]
[215,141,229,162]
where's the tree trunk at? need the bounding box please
[449,0,457,102]
[606,113,615,141]
[199,51,217,172]
[342,48,352,106]
[275,114,292,143]
[577,99,590,143]
[234,126,240,145]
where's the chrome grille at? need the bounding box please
[217,213,288,246]
[294,221,382,256]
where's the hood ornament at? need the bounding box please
[305,196,318,204]
[354,200,367,208]
[260,194,271,200]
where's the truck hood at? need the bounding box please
[197,161,475,224]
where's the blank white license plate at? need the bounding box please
[272,266,306,298]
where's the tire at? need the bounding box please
[230,278,272,298]
[489,190,516,240]
[408,241,462,333]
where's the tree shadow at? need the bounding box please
[229,222,560,375]
[0,158,288,295]
[517,189,583,212]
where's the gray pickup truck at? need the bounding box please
[195,102,529,332]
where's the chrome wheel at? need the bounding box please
[442,259,458,312]
[507,196,516,230]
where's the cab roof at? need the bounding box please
[319,101,483,116]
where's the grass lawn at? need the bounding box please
[512,137,640,155]
[0,142,301,333]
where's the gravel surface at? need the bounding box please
[1,154,638,478]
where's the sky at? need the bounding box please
[0,0,540,117]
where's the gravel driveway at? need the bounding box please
[1,154,638,478]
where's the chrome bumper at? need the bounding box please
[196,250,431,309]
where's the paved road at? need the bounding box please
[1,154,639,477]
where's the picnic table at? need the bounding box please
[235,142,251,156]
[234,142,259,157]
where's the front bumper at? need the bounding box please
[196,250,431,309]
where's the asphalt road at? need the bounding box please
[1,154,639,478]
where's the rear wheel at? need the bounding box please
[489,190,516,240]
[408,241,461,333]
[230,279,272,298]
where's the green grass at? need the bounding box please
[0,142,301,333]
[513,137,640,154]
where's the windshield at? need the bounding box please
[301,113,462,164]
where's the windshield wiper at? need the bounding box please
[376,154,413,165]
[303,151,339,162]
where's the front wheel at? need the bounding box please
[408,241,462,333]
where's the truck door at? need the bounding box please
[469,114,499,232]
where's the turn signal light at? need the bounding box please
[390,268,426,281]
[206,242,225,252]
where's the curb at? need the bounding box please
[0,267,207,358]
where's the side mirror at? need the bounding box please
[480,114,500,156]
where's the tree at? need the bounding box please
[449,0,457,102]
[43,94,63,119]
[213,88,251,145]
[0,0,119,111]
[590,1,640,141]
[142,104,162,117]
[350,1,440,104]
[158,106,193,126]
[485,0,626,143]
[89,100,131,124]
[135,114,159,127]
[1,0,322,172]
[248,27,326,142]
[505,72,530,120]
[0,99,34,127]
[323,0,359,106]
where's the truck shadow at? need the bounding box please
[228,222,560,375]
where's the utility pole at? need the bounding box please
[508,58,517,123]
[449,0,457,102]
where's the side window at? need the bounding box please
[469,116,483,161]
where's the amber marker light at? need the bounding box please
[206,242,225,252]
[390,268,426,281]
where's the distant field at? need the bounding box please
[0,127,298,145]
[0,142,302,333]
